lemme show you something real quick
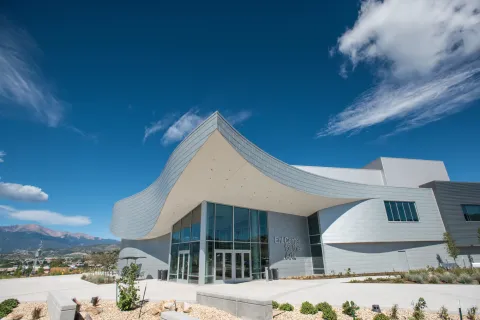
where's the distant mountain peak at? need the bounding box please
[0,224,102,240]
[0,224,119,254]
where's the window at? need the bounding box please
[384,201,419,222]
[307,212,324,274]
[462,205,480,221]
[234,207,250,242]
[215,204,233,241]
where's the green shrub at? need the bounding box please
[458,274,473,284]
[342,301,359,317]
[300,301,317,315]
[439,272,456,283]
[412,297,427,320]
[0,298,20,318]
[323,308,338,320]
[316,302,333,313]
[81,274,87,280]
[116,263,140,311]
[438,306,450,320]
[279,303,294,311]
[373,313,390,320]
[390,304,399,320]
[472,273,480,283]
[466,306,477,320]
[272,301,279,309]
[393,277,404,283]
[428,275,440,284]
[407,274,424,283]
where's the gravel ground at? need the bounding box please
[3,300,238,320]
[4,302,466,320]
[273,306,462,320]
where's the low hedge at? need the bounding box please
[0,298,20,318]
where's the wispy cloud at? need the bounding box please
[0,205,91,226]
[143,113,177,143]
[319,0,480,137]
[144,109,253,145]
[65,125,98,143]
[0,150,5,163]
[0,182,49,202]
[0,18,65,127]
[161,108,206,146]
[226,110,252,125]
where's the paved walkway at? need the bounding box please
[1,275,479,312]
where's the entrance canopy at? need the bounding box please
[111,112,431,240]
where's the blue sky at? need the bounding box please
[1,0,479,239]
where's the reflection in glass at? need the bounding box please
[234,207,250,242]
[236,253,242,279]
[403,202,413,221]
[409,203,419,221]
[251,242,261,273]
[250,210,259,242]
[260,243,269,271]
[225,253,232,280]
[216,252,222,280]
[181,212,191,242]
[391,202,400,221]
[259,211,268,242]
[182,253,188,279]
[206,241,214,276]
[397,202,407,221]
[244,253,250,277]
[172,222,181,243]
[308,213,320,235]
[189,242,200,276]
[169,244,179,278]
[207,202,215,240]
[215,204,233,241]
[384,202,394,221]
[191,206,201,241]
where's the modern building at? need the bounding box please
[111,112,479,284]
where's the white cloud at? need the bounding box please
[0,182,49,202]
[320,0,480,137]
[143,114,177,143]
[226,110,252,125]
[0,205,91,226]
[0,18,65,127]
[0,150,5,163]
[161,109,205,146]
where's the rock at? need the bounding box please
[183,302,192,313]
[84,313,92,320]
[85,306,101,315]
[11,314,24,320]
[164,300,176,311]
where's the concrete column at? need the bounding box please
[198,201,208,285]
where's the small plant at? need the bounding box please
[373,313,390,320]
[390,304,398,320]
[316,302,333,312]
[31,306,42,320]
[300,301,317,315]
[407,274,425,284]
[466,306,477,320]
[116,263,140,311]
[279,303,294,311]
[412,297,427,320]
[438,306,450,320]
[443,232,459,264]
[439,272,456,283]
[342,300,359,317]
[272,301,279,309]
[323,308,338,320]
[458,274,473,284]
[81,274,87,280]
[91,296,100,307]
[428,275,440,284]
[0,299,20,318]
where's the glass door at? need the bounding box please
[177,250,189,282]
[215,249,251,282]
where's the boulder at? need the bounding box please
[183,302,192,313]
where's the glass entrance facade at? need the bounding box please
[205,202,269,283]
[169,201,269,284]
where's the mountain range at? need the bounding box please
[0,224,119,254]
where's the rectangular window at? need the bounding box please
[181,212,191,242]
[259,211,268,243]
[215,204,233,241]
[206,202,215,240]
[250,210,259,242]
[462,205,480,221]
[191,205,201,241]
[234,207,250,242]
[384,201,418,222]
[307,214,320,235]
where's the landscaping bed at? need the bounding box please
[81,273,116,284]
[349,268,480,285]
[2,300,238,320]
[273,305,462,320]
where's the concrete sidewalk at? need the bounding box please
[1,275,479,312]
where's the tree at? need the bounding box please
[443,232,459,264]
[49,259,65,268]
[116,263,140,311]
